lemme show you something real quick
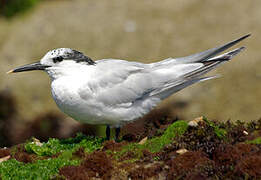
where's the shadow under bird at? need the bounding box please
[8,34,250,141]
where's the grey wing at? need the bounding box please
[79,61,210,107]
[78,60,151,107]
[79,34,249,107]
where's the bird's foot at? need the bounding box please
[106,125,110,140]
[115,127,121,142]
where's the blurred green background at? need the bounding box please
[0,0,260,146]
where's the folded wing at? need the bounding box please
[79,34,249,108]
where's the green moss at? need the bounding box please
[153,156,160,161]
[25,133,104,156]
[214,128,227,139]
[246,137,261,145]
[115,120,188,159]
[143,120,188,152]
[203,117,227,139]
[0,134,104,179]
[122,158,140,164]
[0,154,78,180]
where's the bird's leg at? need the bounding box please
[115,127,121,142]
[106,125,110,140]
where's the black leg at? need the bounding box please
[115,127,121,142]
[106,125,110,140]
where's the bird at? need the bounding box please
[8,34,250,141]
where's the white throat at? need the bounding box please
[45,62,93,81]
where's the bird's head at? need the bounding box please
[7,48,95,78]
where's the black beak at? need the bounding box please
[7,62,50,74]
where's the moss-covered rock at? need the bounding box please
[0,118,261,179]
[0,156,78,180]
[246,137,261,145]
[24,133,104,156]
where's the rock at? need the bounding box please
[32,137,43,147]
[0,155,10,163]
[188,121,198,127]
[188,116,204,127]
[243,130,248,135]
[176,149,188,155]
[138,137,148,145]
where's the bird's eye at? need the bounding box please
[53,56,64,63]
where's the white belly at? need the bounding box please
[51,78,116,125]
[50,77,161,127]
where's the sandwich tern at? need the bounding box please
[8,34,250,140]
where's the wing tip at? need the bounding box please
[238,33,251,41]
[198,75,221,82]
[228,46,246,56]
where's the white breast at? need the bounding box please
[51,76,114,125]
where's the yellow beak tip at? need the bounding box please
[6,70,14,74]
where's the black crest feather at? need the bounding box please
[63,49,96,65]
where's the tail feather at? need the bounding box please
[207,46,245,62]
[184,47,246,79]
[175,34,250,63]
[150,46,247,99]
[157,34,250,66]
[149,34,250,99]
